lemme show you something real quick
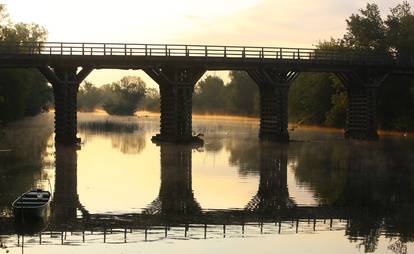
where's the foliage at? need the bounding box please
[102,76,146,115]
[0,4,51,123]
[324,77,348,127]
[192,72,259,116]
[289,73,335,125]
[78,81,102,112]
[386,1,414,55]
[193,75,226,114]
[344,3,387,52]
[139,87,160,112]
[226,71,259,115]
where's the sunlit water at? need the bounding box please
[0,112,413,254]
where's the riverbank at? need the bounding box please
[2,111,411,138]
[103,110,413,138]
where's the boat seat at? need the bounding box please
[15,201,47,205]
[21,197,49,201]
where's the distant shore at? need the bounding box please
[74,110,412,138]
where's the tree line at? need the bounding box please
[0,5,51,123]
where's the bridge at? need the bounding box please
[1,41,414,144]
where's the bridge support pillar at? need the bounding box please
[336,71,388,140]
[145,66,205,143]
[39,66,92,145]
[248,69,299,142]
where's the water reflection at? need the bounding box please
[78,117,146,154]
[52,145,80,223]
[246,143,295,212]
[145,143,201,216]
[0,114,414,253]
[0,114,53,215]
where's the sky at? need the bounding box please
[1,0,412,86]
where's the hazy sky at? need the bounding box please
[2,0,412,86]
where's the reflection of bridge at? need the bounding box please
[1,143,406,229]
[1,142,414,253]
[1,42,414,144]
[0,142,351,233]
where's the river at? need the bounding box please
[0,112,413,254]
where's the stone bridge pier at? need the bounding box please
[248,69,299,142]
[145,66,205,143]
[39,66,92,145]
[336,71,388,140]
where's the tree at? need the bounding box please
[78,81,102,112]
[386,1,414,55]
[325,80,348,127]
[102,76,146,115]
[289,73,335,125]
[0,4,50,123]
[344,3,387,52]
[225,71,259,116]
[193,75,226,113]
[139,87,160,112]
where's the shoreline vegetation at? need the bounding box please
[78,110,412,137]
[1,2,413,133]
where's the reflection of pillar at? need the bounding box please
[51,144,79,222]
[340,145,382,253]
[246,143,294,212]
[145,143,201,216]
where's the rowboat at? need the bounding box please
[12,189,51,235]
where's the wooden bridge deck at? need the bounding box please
[0,42,413,73]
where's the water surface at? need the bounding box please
[0,113,413,254]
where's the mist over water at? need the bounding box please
[0,112,413,254]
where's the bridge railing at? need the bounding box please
[0,41,403,64]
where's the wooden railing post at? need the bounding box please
[224,46,227,58]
